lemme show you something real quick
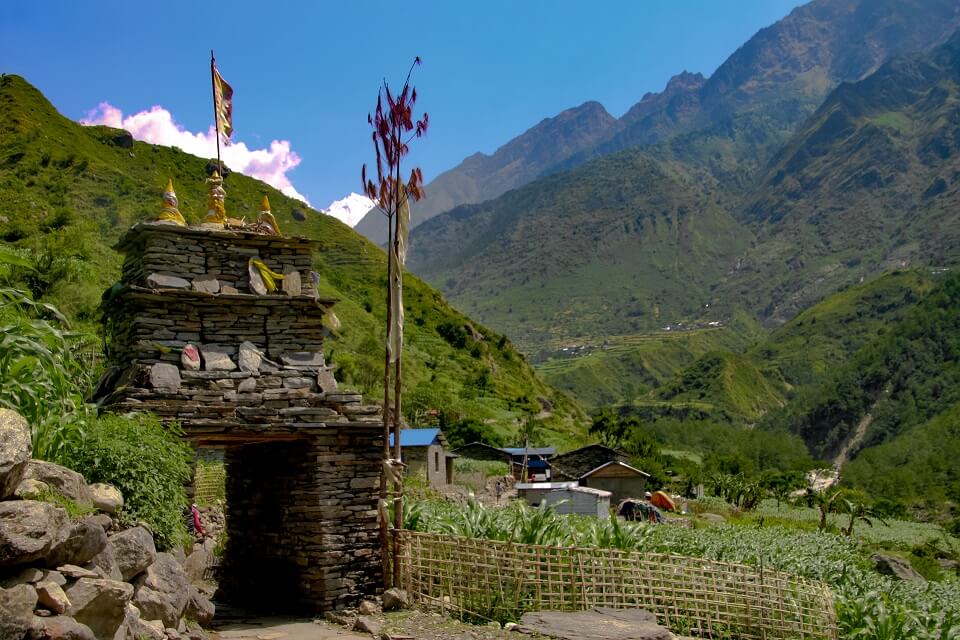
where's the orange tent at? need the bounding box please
[649,490,676,511]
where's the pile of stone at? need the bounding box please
[94,221,380,444]
[0,409,214,640]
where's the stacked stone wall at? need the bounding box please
[96,221,383,613]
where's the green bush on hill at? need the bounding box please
[59,413,193,550]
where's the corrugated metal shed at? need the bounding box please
[542,486,612,519]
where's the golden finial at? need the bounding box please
[203,169,226,225]
[255,194,282,236]
[156,178,186,226]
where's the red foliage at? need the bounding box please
[361,57,429,216]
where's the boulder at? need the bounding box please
[180,345,201,372]
[0,500,70,568]
[381,587,409,611]
[146,274,190,290]
[872,554,925,581]
[87,515,113,534]
[23,461,93,507]
[88,540,122,581]
[1,567,44,588]
[148,364,181,393]
[63,578,134,640]
[30,615,97,640]
[128,611,166,640]
[46,518,107,568]
[182,588,214,627]
[358,600,379,615]
[247,263,267,295]
[13,478,49,499]
[191,277,219,295]
[88,484,123,515]
[57,566,99,580]
[354,616,381,637]
[40,570,67,586]
[109,527,156,581]
[0,408,32,499]
[181,545,210,583]
[281,270,301,296]
[237,342,261,373]
[110,131,134,149]
[132,553,191,628]
[517,608,672,640]
[200,346,236,372]
[136,618,166,640]
[0,584,37,640]
[36,581,70,614]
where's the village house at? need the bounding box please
[390,428,455,487]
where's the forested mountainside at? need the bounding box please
[0,74,584,446]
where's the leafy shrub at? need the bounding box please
[59,413,192,550]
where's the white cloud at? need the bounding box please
[80,102,309,204]
[321,192,376,227]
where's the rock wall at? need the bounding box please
[94,222,385,613]
[219,431,381,612]
[0,409,213,640]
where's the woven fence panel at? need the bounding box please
[193,462,226,506]
[397,530,837,639]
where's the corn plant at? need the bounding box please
[0,284,94,460]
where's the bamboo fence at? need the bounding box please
[193,462,226,506]
[397,530,838,639]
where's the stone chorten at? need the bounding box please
[95,218,382,613]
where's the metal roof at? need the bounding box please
[516,481,578,491]
[579,460,650,479]
[388,428,443,448]
[501,447,557,457]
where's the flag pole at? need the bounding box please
[210,49,222,174]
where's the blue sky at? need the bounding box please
[1,0,804,211]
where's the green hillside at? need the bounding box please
[653,351,784,422]
[726,32,960,324]
[750,270,937,387]
[408,149,750,350]
[763,271,960,468]
[0,74,584,444]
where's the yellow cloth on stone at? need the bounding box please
[249,258,285,293]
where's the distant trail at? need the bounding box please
[808,383,892,492]
[833,383,892,472]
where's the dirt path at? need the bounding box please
[833,383,892,472]
[213,617,369,640]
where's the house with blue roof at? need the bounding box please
[389,428,454,487]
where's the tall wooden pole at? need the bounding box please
[391,154,404,586]
[209,50,222,174]
[380,207,393,588]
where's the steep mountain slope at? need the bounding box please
[744,270,960,515]
[367,0,960,251]
[406,0,960,353]
[0,75,584,443]
[598,0,960,157]
[407,149,750,350]
[641,269,935,419]
[727,30,960,324]
[353,101,619,245]
[535,323,757,411]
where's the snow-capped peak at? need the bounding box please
[321,192,376,227]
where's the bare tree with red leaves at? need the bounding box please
[361,56,428,586]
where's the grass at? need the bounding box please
[0,74,585,444]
